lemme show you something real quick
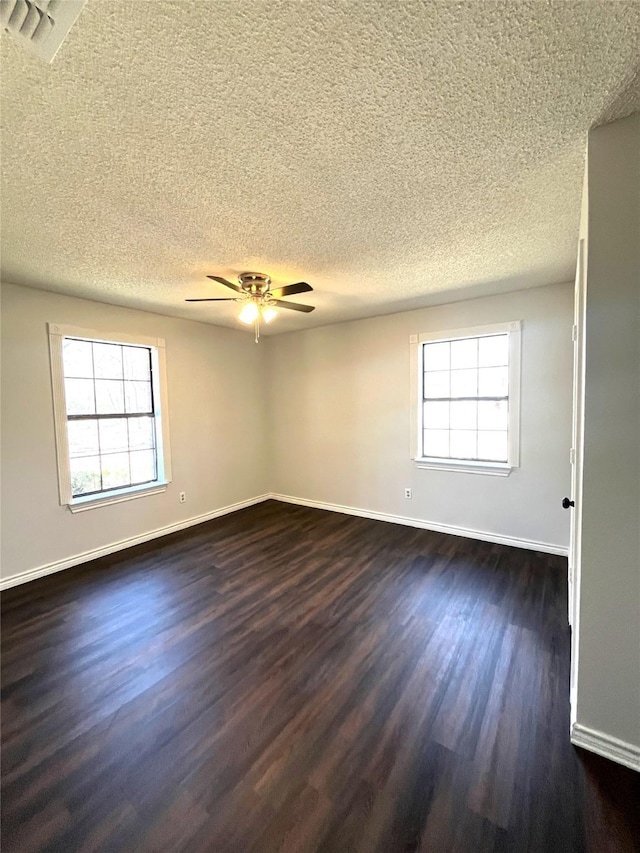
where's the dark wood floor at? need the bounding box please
[2,501,638,852]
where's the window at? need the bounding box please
[48,324,172,511]
[411,321,521,475]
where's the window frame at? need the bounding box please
[410,321,521,476]
[48,323,172,511]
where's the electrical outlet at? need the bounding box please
[404,488,412,499]
[179,491,186,503]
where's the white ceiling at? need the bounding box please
[1,1,639,335]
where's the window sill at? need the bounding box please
[414,458,513,477]
[68,482,169,513]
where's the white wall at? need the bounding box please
[0,282,269,583]
[268,282,574,551]
[575,112,640,754]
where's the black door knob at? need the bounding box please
[562,497,575,509]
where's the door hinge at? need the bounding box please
[570,447,576,465]
[572,324,578,342]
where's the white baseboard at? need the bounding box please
[571,723,640,772]
[0,494,271,591]
[268,493,568,556]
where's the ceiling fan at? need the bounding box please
[186,272,315,342]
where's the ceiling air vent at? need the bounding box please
[0,0,87,62]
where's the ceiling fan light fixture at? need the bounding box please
[239,301,259,324]
[261,306,278,324]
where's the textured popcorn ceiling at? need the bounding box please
[1,1,639,334]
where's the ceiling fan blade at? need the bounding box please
[207,275,244,293]
[185,298,239,302]
[269,281,313,299]
[272,299,315,313]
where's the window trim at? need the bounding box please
[48,323,172,510]
[410,321,521,475]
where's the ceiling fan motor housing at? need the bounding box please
[238,272,271,294]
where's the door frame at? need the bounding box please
[569,237,586,724]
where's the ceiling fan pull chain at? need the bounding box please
[255,315,260,344]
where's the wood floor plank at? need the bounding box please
[2,500,638,852]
